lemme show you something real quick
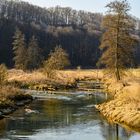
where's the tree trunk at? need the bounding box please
[115,67,120,81]
[115,14,121,81]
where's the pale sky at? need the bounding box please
[22,0,140,18]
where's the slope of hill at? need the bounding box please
[0,0,139,68]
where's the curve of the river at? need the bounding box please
[0,90,140,140]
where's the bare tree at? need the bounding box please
[98,0,138,80]
[43,45,70,78]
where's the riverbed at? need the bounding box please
[0,91,140,140]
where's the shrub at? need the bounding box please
[43,46,70,78]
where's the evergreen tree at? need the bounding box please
[12,28,27,70]
[26,36,43,70]
[98,0,138,80]
[44,45,70,78]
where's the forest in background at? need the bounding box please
[0,0,140,68]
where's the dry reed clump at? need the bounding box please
[0,86,20,108]
[96,98,140,128]
[0,86,32,104]
[0,86,21,100]
[96,69,140,129]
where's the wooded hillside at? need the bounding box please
[0,0,139,68]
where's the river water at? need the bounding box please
[0,91,140,140]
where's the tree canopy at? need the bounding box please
[98,0,138,80]
[12,28,27,70]
[26,36,43,70]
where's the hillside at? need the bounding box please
[0,0,140,68]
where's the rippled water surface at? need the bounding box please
[0,91,140,140]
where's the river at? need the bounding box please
[0,90,140,140]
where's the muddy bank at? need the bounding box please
[0,86,33,119]
[0,99,32,119]
[8,80,77,91]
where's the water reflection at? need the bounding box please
[0,91,139,140]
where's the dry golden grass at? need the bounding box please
[8,68,139,83]
[0,87,32,119]
[0,86,21,99]
[96,68,140,130]
[8,69,46,83]
[0,85,32,110]
[58,69,104,80]
[102,68,140,95]
[8,68,139,90]
[127,68,140,78]
[96,97,140,129]
[8,69,104,87]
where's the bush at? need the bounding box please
[0,64,8,85]
[43,46,70,78]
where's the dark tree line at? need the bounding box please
[0,0,140,68]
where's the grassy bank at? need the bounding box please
[7,69,103,90]
[96,68,140,131]
[0,86,33,119]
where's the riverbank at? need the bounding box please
[0,86,33,119]
[1,69,103,119]
[96,69,140,131]
[7,69,103,91]
[5,68,140,131]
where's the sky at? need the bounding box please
[22,0,140,19]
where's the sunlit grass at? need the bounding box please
[7,69,104,90]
